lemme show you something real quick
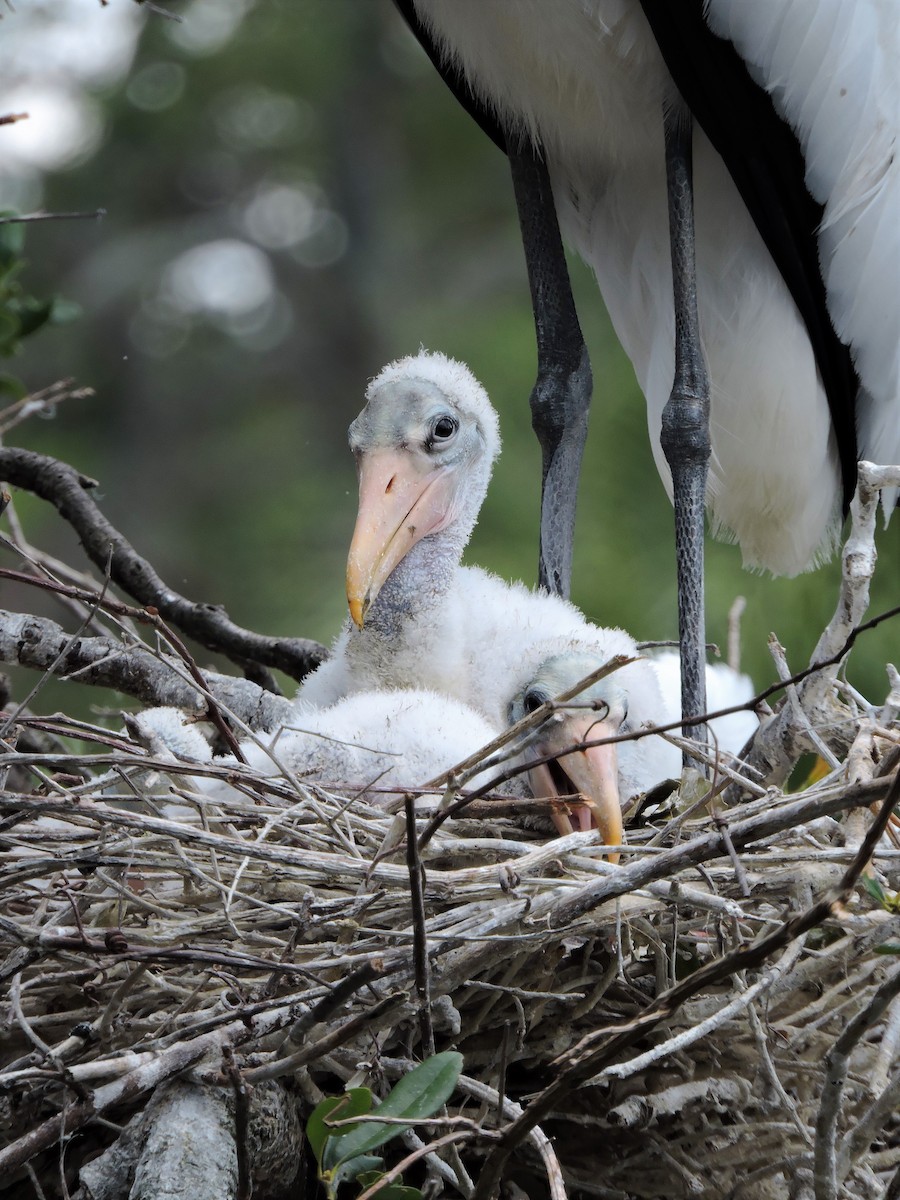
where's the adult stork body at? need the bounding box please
[395,0,900,740]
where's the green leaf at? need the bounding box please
[874,944,900,955]
[862,875,887,904]
[14,296,54,340]
[0,217,25,265]
[0,372,26,400]
[357,1172,423,1199]
[329,1154,384,1196]
[0,310,20,357]
[307,1087,373,1165]
[325,1051,462,1168]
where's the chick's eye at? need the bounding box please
[523,689,545,715]
[432,415,458,440]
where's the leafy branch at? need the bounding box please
[0,218,79,398]
[307,1052,463,1199]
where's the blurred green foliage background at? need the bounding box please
[2,0,897,711]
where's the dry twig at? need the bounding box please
[0,448,325,681]
[0,457,898,1197]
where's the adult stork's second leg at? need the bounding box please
[661,107,710,754]
[509,146,592,599]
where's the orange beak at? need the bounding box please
[346,449,456,628]
[527,713,624,863]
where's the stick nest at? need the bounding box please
[2,711,899,1200]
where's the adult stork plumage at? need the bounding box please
[393,1,900,742]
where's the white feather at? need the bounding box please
[649,650,758,756]
[249,689,503,798]
[411,0,900,556]
[131,707,213,763]
[705,0,900,507]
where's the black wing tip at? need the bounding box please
[392,0,509,154]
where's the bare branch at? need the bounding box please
[814,964,900,1200]
[0,379,92,437]
[0,448,326,680]
[0,209,106,224]
[0,608,293,730]
[737,462,900,791]
[405,794,435,1057]
[222,1048,252,1200]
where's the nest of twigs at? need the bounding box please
[1,452,899,1200]
[1,707,899,1200]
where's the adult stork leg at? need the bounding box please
[661,108,709,755]
[509,145,592,599]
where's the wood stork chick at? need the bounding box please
[509,648,676,860]
[508,645,759,857]
[298,349,593,712]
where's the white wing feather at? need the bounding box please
[706,0,900,502]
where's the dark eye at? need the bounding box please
[523,688,545,715]
[432,415,458,441]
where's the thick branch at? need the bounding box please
[549,770,897,929]
[0,609,293,730]
[0,448,326,681]
[737,462,900,789]
[0,1000,304,1179]
[814,964,900,1200]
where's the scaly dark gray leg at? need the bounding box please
[509,146,592,599]
[661,108,710,755]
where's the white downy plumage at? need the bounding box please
[299,351,639,727]
[298,352,751,853]
[137,690,505,804]
[649,650,759,756]
[403,0,900,567]
[249,689,504,798]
